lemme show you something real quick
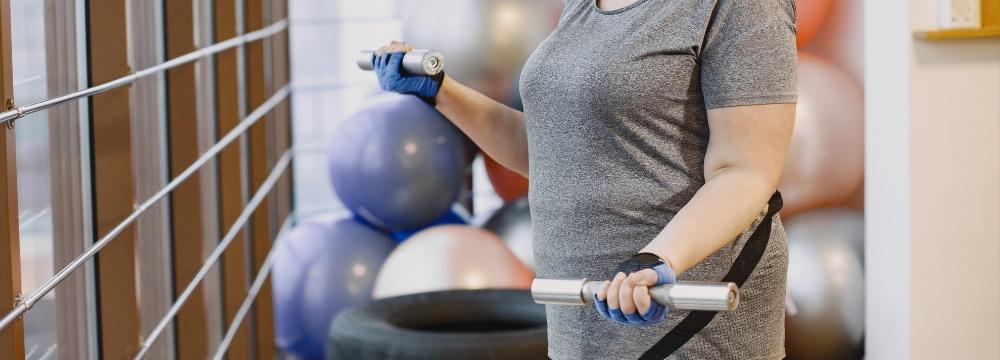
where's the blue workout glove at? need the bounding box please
[372,51,444,105]
[595,253,677,326]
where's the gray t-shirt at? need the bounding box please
[519,0,797,359]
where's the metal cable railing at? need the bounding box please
[0,10,300,360]
[0,85,289,331]
[206,196,359,360]
[134,149,293,359]
[206,199,352,359]
[209,217,290,360]
[0,19,287,127]
[210,243,277,360]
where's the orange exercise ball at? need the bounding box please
[372,225,534,299]
[801,0,863,84]
[843,178,865,210]
[778,53,864,218]
[796,0,834,47]
[484,154,529,202]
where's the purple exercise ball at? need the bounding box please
[272,217,396,359]
[328,92,469,231]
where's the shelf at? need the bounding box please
[914,27,1000,41]
[915,0,1000,40]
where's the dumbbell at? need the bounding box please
[531,279,739,312]
[356,49,444,76]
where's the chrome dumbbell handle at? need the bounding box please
[356,49,444,76]
[531,278,739,312]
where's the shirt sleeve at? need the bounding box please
[700,0,798,109]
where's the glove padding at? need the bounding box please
[595,253,677,326]
[372,51,443,104]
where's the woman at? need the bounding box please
[371,0,797,358]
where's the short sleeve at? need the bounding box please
[700,0,798,109]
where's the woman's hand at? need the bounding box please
[595,253,677,326]
[372,41,444,102]
[371,42,531,178]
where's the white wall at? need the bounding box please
[908,2,1000,359]
[866,0,1000,358]
[288,0,400,214]
[865,0,913,357]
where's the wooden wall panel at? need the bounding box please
[214,0,253,358]
[271,0,293,236]
[165,1,211,358]
[86,0,141,358]
[194,0,226,352]
[246,0,277,357]
[0,0,25,357]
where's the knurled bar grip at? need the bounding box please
[531,279,739,312]
[357,49,445,76]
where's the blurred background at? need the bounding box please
[2,0,997,359]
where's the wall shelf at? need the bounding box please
[914,27,1000,40]
[915,0,1000,40]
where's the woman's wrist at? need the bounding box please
[638,244,684,275]
[433,74,455,111]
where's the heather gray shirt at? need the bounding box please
[519,0,797,358]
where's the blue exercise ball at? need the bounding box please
[272,217,396,359]
[328,92,469,231]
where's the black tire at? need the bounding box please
[328,289,547,359]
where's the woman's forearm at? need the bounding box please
[435,75,530,177]
[640,167,778,274]
[643,103,794,274]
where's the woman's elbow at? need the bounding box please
[704,163,782,191]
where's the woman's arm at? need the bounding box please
[642,103,795,273]
[377,42,530,176]
[602,103,795,316]
[435,76,530,177]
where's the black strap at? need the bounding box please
[638,192,783,360]
[419,71,446,106]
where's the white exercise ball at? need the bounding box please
[785,208,865,359]
[400,0,563,103]
[372,225,534,299]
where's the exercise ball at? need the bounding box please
[778,53,863,218]
[390,205,470,242]
[795,0,834,46]
[373,225,534,299]
[400,0,562,103]
[785,208,864,260]
[484,153,529,202]
[785,209,865,360]
[801,0,863,84]
[328,92,469,231]
[272,218,396,359]
[844,180,864,211]
[482,196,534,269]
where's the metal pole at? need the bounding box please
[0,20,287,127]
[0,86,289,331]
[134,150,292,359]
